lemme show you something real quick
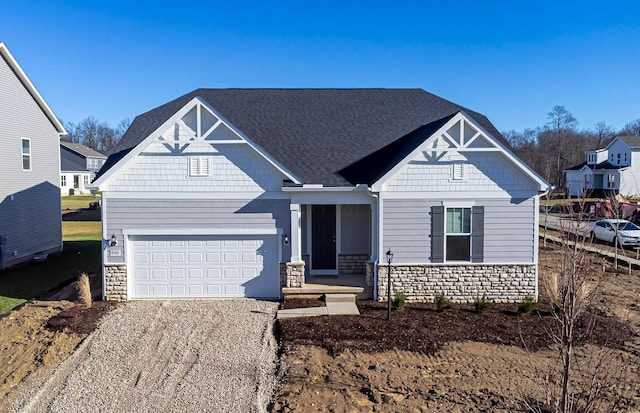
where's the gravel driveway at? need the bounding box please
[10,299,279,413]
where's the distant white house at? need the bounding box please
[565,136,640,197]
[60,141,106,195]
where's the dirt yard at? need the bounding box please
[1,244,639,412]
[274,244,640,412]
[0,271,117,411]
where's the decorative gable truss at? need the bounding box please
[92,97,301,192]
[372,112,549,194]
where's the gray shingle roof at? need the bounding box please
[618,135,640,148]
[105,88,505,186]
[60,141,107,159]
[565,160,623,171]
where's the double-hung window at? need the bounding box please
[61,175,67,187]
[446,207,472,261]
[432,205,484,263]
[21,138,31,170]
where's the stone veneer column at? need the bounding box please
[280,262,305,288]
[365,262,375,287]
[104,264,127,301]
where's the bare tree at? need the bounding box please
[621,119,640,136]
[525,197,634,412]
[592,121,615,147]
[547,106,578,189]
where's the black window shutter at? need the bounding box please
[431,206,444,263]
[471,206,484,262]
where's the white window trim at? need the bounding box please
[61,175,67,187]
[21,138,31,171]
[444,206,473,262]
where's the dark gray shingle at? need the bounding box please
[106,89,504,185]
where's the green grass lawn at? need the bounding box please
[62,221,102,241]
[0,200,103,314]
[61,195,100,211]
[0,241,101,314]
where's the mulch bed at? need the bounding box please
[277,300,633,355]
[46,301,119,335]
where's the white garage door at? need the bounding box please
[129,235,280,299]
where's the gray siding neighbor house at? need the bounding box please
[60,141,106,195]
[90,89,550,302]
[0,42,66,269]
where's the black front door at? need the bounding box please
[311,205,336,271]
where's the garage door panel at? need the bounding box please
[170,268,186,279]
[189,268,204,279]
[206,253,221,263]
[151,253,167,263]
[129,235,279,299]
[224,252,239,263]
[151,269,167,279]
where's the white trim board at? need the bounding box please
[123,228,282,236]
[102,191,290,200]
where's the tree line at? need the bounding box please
[60,117,131,155]
[502,106,640,190]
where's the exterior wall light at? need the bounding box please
[283,235,289,245]
[109,234,118,247]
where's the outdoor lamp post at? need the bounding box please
[386,249,393,320]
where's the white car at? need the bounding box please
[589,219,640,246]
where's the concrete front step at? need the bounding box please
[324,293,357,303]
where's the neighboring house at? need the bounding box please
[0,42,66,269]
[565,136,640,198]
[90,89,550,302]
[60,141,106,195]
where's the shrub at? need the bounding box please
[435,293,451,311]
[393,291,406,311]
[473,295,490,313]
[518,296,536,314]
[77,272,92,308]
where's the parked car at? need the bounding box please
[589,219,640,246]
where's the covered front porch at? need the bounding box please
[280,187,378,298]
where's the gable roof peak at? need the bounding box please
[0,42,66,134]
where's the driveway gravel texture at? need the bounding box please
[9,299,279,413]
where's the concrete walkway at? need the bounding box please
[277,294,360,319]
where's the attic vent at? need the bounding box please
[452,164,464,180]
[189,157,210,177]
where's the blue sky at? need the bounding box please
[2,1,639,133]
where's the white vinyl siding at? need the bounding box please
[0,51,62,268]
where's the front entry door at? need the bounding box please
[311,205,336,272]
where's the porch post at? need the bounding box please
[370,198,378,262]
[290,203,302,263]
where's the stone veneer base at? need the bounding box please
[376,263,537,303]
[105,263,127,301]
[280,262,305,288]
